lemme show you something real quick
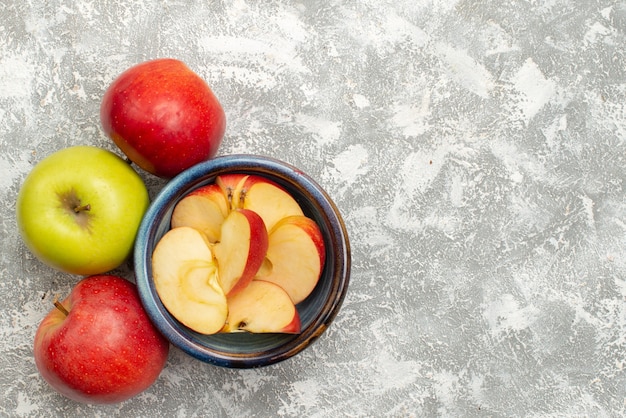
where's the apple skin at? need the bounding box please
[34,275,170,404]
[100,58,226,179]
[16,146,149,275]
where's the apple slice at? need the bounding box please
[170,183,229,242]
[216,174,249,211]
[216,174,304,232]
[257,215,325,304]
[222,280,301,333]
[151,226,227,335]
[213,209,268,296]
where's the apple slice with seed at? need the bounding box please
[222,280,301,333]
[257,215,325,304]
[152,226,227,335]
[216,174,248,211]
[216,174,304,232]
[170,183,229,242]
[213,209,268,296]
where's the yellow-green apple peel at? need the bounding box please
[16,146,149,275]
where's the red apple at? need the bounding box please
[33,275,169,404]
[100,58,226,178]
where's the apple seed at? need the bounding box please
[225,187,235,210]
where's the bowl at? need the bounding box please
[134,155,351,368]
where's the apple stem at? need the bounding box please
[73,203,91,213]
[53,299,70,317]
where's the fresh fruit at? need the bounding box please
[33,275,169,404]
[155,173,327,334]
[256,215,325,304]
[213,209,269,296]
[170,183,229,243]
[214,174,247,210]
[151,226,227,334]
[16,146,149,275]
[222,280,301,333]
[171,174,304,237]
[216,174,304,232]
[100,58,226,179]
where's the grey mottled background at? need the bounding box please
[1,0,626,416]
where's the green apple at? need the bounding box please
[16,146,149,275]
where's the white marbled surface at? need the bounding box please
[1,0,626,416]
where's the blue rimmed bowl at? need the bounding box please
[134,155,350,368]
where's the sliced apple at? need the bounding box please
[216,174,304,232]
[170,183,229,242]
[215,174,248,211]
[151,226,227,335]
[222,280,301,333]
[257,215,325,304]
[213,209,268,296]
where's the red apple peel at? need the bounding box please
[34,275,170,404]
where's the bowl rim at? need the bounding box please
[134,154,351,368]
